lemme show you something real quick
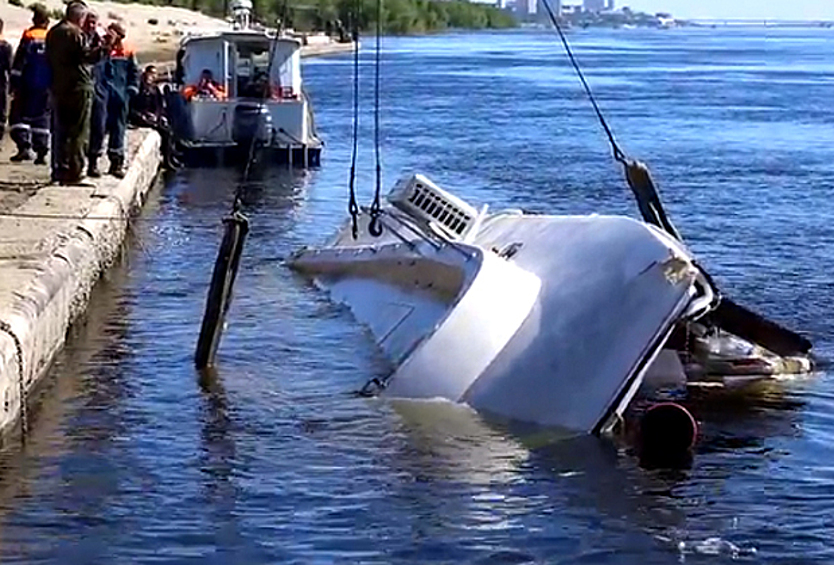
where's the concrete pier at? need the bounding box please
[0,129,161,437]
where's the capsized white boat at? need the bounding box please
[290,174,728,434]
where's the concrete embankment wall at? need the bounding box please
[0,130,161,437]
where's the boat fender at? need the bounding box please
[637,402,698,469]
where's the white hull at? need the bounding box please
[185,98,321,150]
[291,175,717,433]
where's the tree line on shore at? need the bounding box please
[95,0,517,34]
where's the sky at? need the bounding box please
[622,0,834,20]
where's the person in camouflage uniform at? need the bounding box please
[46,1,106,185]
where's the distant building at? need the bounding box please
[523,0,537,16]
[583,0,605,12]
[561,1,581,15]
[538,0,559,15]
[503,0,537,16]
[605,0,614,10]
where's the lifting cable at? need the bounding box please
[539,2,688,253]
[539,0,627,165]
[347,4,361,239]
[367,0,384,237]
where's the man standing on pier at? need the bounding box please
[8,4,51,164]
[88,22,138,179]
[46,1,106,185]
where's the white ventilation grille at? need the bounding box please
[389,174,479,240]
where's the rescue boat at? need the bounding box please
[168,0,322,166]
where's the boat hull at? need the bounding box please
[292,207,705,434]
[179,143,322,168]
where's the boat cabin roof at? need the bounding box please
[181,30,302,49]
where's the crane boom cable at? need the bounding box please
[347,6,361,238]
[367,0,384,237]
[539,0,626,164]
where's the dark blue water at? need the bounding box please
[1,27,833,563]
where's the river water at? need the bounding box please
[1,27,833,563]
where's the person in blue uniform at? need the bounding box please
[9,4,51,164]
[0,19,13,140]
[87,22,139,178]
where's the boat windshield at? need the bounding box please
[236,42,272,99]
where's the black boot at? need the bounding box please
[34,151,48,165]
[108,155,125,179]
[10,148,33,162]
[87,157,101,178]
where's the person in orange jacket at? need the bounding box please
[9,4,51,164]
[182,69,226,101]
[87,21,139,178]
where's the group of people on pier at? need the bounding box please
[0,2,170,185]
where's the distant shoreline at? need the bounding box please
[525,21,834,31]
[687,20,834,28]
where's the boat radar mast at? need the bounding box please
[230,0,253,29]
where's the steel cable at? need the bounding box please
[367,0,384,237]
[539,0,627,164]
[347,8,361,239]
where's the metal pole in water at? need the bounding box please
[194,211,250,370]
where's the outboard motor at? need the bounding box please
[232,103,273,148]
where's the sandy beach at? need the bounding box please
[1,1,224,61]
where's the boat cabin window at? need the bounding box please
[179,38,231,98]
[236,43,272,99]
[179,36,301,101]
[234,41,298,100]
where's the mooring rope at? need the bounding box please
[0,320,28,442]
[539,0,627,164]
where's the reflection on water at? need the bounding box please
[0,28,831,563]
